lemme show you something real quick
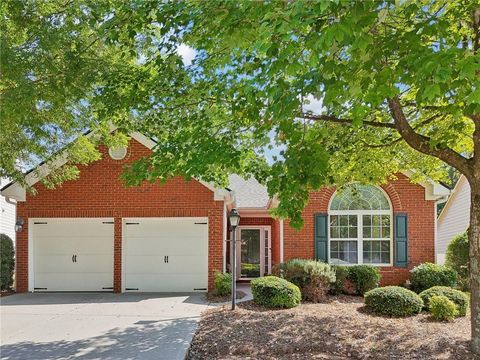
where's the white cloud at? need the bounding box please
[303,95,325,114]
[176,44,197,66]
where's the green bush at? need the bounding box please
[0,234,15,291]
[213,271,231,296]
[419,286,469,316]
[273,259,335,302]
[347,265,381,295]
[445,232,469,290]
[330,265,349,295]
[429,295,458,321]
[364,286,423,317]
[251,276,301,308]
[410,262,458,293]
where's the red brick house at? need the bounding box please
[1,132,450,293]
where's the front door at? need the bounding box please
[237,227,271,278]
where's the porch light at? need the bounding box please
[15,217,24,232]
[229,208,240,227]
[229,208,240,310]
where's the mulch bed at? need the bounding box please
[187,295,478,360]
[0,290,15,297]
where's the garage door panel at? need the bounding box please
[125,274,207,292]
[125,255,166,273]
[34,255,114,273]
[124,218,207,236]
[163,256,207,273]
[124,217,208,292]
[34,236,113,255]
[125,236,208,256]
[35,273,113,292]
[32,219,113,237]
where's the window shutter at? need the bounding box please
[394,214,408,267]
[315,214,328,262]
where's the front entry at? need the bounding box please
[237,227,271,278]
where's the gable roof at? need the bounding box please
[228,174,271,209]
[438,175,470,222]
[0,131,232,203]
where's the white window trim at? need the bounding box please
[328,186,393,267]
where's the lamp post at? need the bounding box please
[229,208,240,310]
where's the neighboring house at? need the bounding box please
[436,175,471,264]
[1,132,450,293]
[0,178,16,241]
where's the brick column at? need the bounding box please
[113,217,122,293]
[15,212,29,293]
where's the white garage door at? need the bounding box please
[32,218,114,292]
[123,218,208,292]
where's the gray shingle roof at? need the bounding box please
[228,174,270,209]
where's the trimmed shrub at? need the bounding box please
[410,262,458,293]
[213,271,231,296]
[445,232,469,290]
[330,265,349,295]
[273,259,335,302]
[251,276,301,308]
[429,295,458,321]
[348,265,380,295]
[364,286,423,317]
[419,286,469,316]
[0,234,15,291]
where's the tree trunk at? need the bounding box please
[470,184,480,354]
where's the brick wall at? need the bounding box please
[16,139,224,292]
[282,174,436,286]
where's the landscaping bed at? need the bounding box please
[187,295,476,360]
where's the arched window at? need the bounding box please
[329,184,392,265]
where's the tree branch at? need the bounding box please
[387,96,471,176]
[302,113,395,129]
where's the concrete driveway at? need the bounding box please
[0,292,210,360]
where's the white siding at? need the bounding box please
[437,176,470,264]
[0,179,16,242]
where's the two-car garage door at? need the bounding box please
[31,217,208,292]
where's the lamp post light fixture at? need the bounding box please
[228,208,240,310]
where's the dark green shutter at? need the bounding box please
[315,214,328,262]
[394,213,408,267]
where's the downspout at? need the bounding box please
[280,219,284,263]
[5,196,17,205]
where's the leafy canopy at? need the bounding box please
[101,0,475,225]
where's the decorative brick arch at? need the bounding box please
[321,184,401,212]
[318,187,336,211]
[381,183,403,212]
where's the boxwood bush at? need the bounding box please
[347,265,381,295]
[445,232,469,290]
[251,276,301,308]
[0,234,15,291]
[419,286,469,316]
[273,259,335,302]
[330,265,349,295]
[429,295,458,321]
[213,271,231,296]
[410,262,458,293]
[364,286,423,317]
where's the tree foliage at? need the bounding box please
[0,1,129,186]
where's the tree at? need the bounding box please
[101,1,480,352]
[0,1,129,187]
